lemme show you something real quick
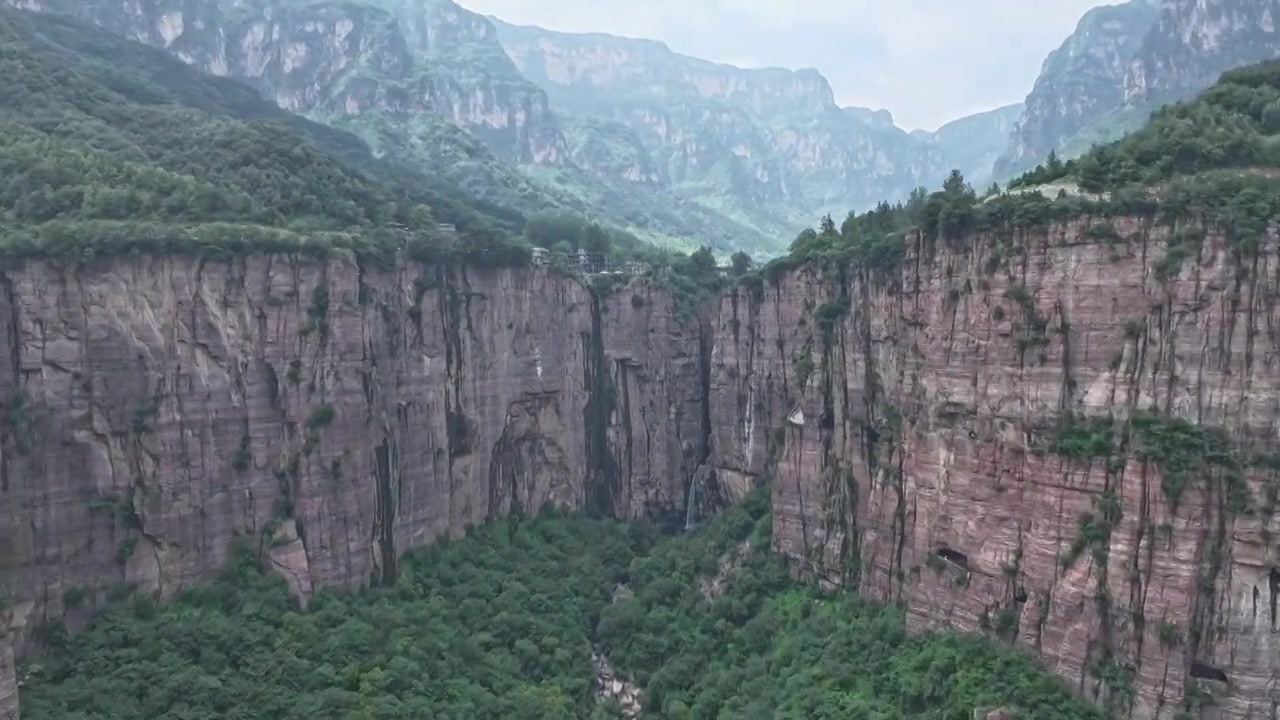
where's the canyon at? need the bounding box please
[3,212,1280,718]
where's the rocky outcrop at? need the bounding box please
[1124,0,1280,104]
[0,255,704,649]
[997,0,1280,178]
[592,651,643,717]
[706,217,1280,719]
[994,0,1159,178]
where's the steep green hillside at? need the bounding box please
[0,5,530,262]
[20,491,1103,719]
[7,0,775,254]
[1012,59,1280,191]
[0,6,726,269]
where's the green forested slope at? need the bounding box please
[20,492,1103,720]
[0,6,751,270]
[0,6,530,263]
[1012,60,1280,190]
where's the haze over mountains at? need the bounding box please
[13,0,1279,255]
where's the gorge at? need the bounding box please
[5,207,1280,718]
[4,0,1280,717]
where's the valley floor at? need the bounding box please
[20,491,1102,720]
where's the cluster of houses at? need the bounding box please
[531,247,650,277]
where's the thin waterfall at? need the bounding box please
[684,478,697,531]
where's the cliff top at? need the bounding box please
[758,55,1280,286]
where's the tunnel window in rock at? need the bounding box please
[936,547,971,572]
[1189,662,1229,685]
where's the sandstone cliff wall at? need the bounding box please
[708,216,1280,719]
[7,218,1280,720]
[0,255,704,655]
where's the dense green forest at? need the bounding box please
[21,491,1103,719]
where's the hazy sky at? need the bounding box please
[460,0,1110,131]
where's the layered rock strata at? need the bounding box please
[0,254,704,640]
[708,217,1280,719]
[7,216,1280,719]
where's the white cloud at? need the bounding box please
[461,0,1112,129]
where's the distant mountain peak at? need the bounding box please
[995,0,1280,180]
[842,107,896,129]
[490,17,839,117]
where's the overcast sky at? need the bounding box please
[460,0,1110,131]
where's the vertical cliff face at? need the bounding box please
[1124,0,1280,104]
[0,632,13,720]
[369,0,566,163]
[708,219,1280,719]
[0,255,702,652]
[6,229,1280,719]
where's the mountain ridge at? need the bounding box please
[490,16,1018,237]
[996,0,1280,179]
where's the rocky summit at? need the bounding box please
[995,0,1280,178]
[4,1,1280,719]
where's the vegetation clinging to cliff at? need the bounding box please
[23,491,1102,720]
[1050,412,1255,514]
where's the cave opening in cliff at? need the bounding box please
[1189,662,1229,684]
[936,547,971,571]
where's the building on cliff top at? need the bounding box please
[575,248,608,274]
[531,247,550,266]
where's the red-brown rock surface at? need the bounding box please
[6,216,1280,720]
[0,255,704,660]
[708,216,1280,719]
